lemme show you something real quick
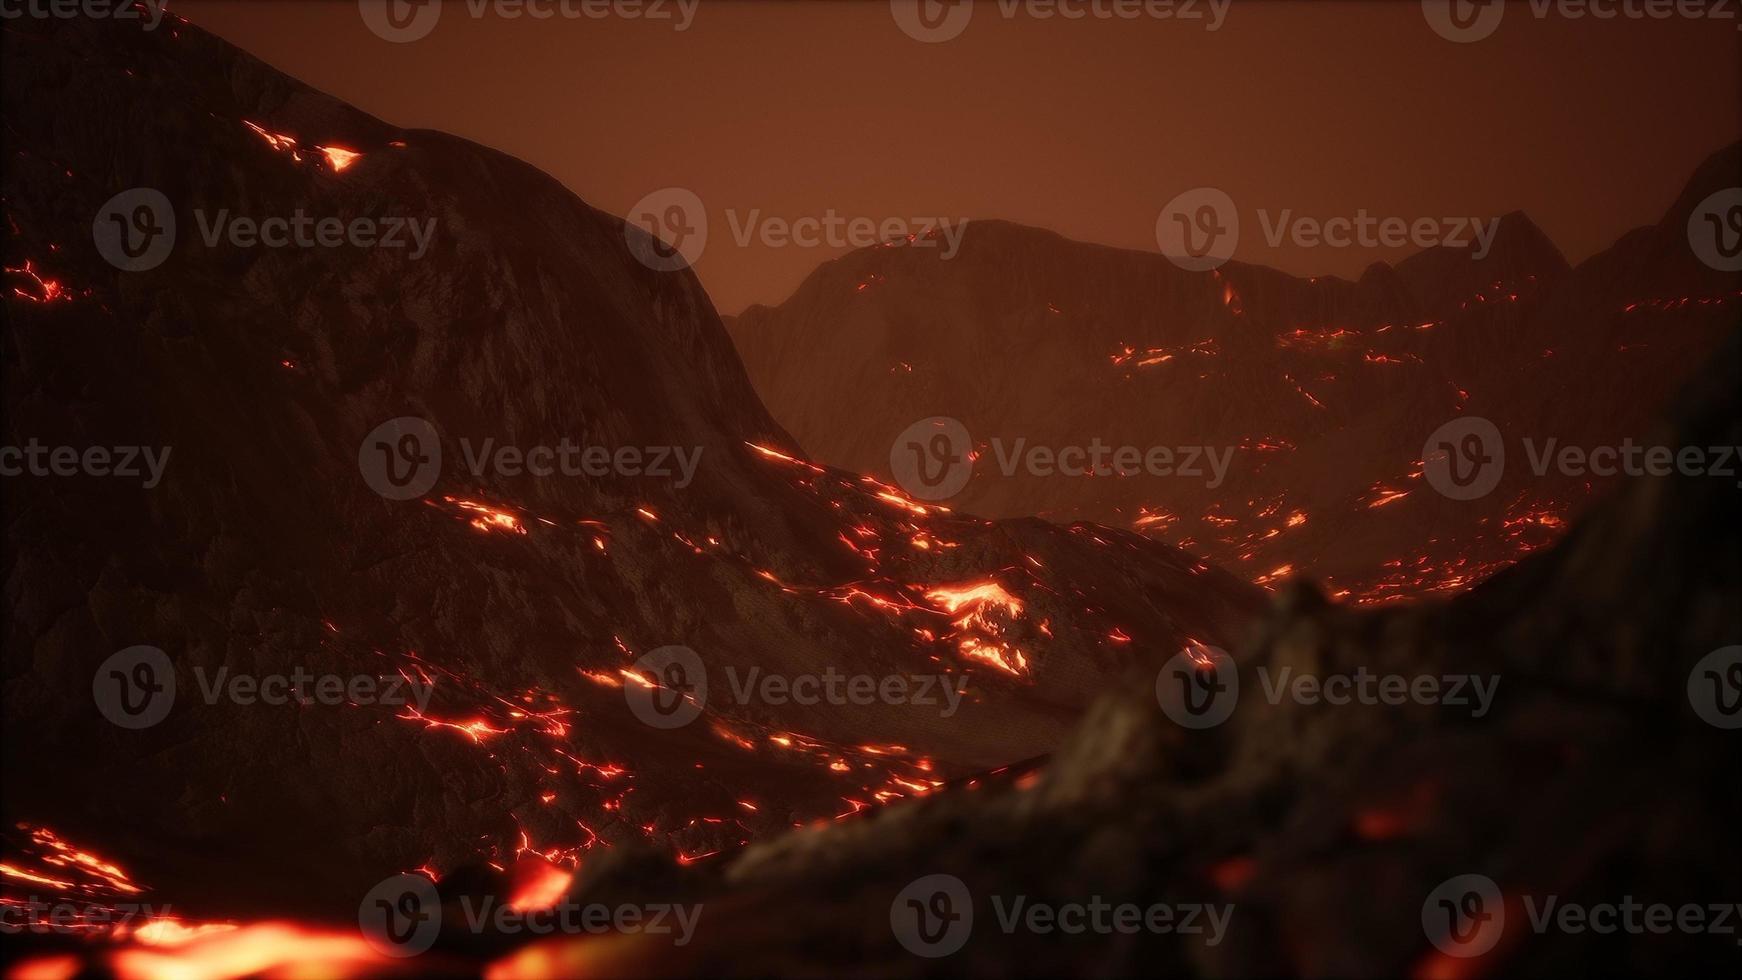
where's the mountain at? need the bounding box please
[491,332,1742,978]
[728,163,1739,604]
[20,320,1738,980]
[0,12,1260,922]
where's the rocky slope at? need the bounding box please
[16,307,1734,980]
[451,334,1742,979]
[729,159,1740,604]
[1,12,1260,924]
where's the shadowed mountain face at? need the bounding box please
[728,168,1739,604]
[2,10,1738,980]
[482,334,1742,979]
[2,15,1260,921]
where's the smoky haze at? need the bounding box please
[176,0,1740,314]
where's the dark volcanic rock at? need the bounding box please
[729,158,1739,604]
[502,336,1742,979]
[1,14,1260,921]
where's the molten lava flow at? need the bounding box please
[1252,564,1293,588]
[745,441,826,475]
[242,121,364,174]
[442,497,528,535]
[7,954,81,980]
[0,824,192,950]
[318,146,361,172]
[5,260,79,303]
[505,857,574,913]
[1367,488,1410,509]
[1277,326,1359,351]
[1622,288,1741,313]
[242,120,299,156]
[109,923,389,980]
[1110,338,1219,370]
[926,581,1030,677]
[1132,506,1178,531]
[1281,373,1326,410]
[129,920,241,946]
[1213,269,1244,315]
[13,825,144,895]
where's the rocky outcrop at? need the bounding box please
[729,157,1739,604]
[1,13,1260,919]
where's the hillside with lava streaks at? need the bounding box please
[10,284,1737,980]
[474,333,1742,979]
[0,14,1261,923]
[728,164,1739,604]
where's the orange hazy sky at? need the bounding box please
[175,0,1740,313]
